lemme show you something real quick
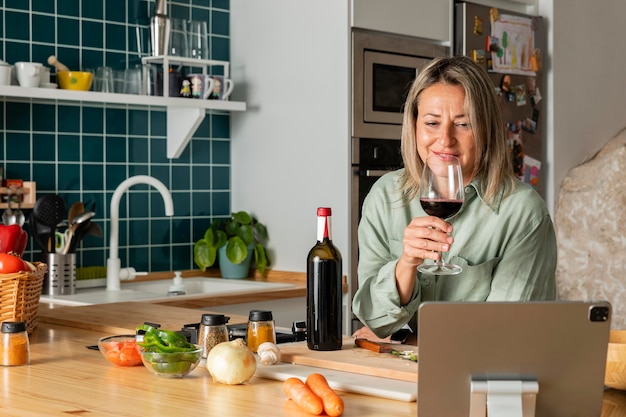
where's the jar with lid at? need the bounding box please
[246,310,276,353]
[198,313,230,359]
[0,321,30,366]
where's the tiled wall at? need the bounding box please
[0,0,232,273]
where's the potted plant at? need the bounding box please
[194,211,269,279]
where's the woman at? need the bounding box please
[352,56,556,340]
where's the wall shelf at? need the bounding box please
[0,83,246,158]
[0,181,36,209]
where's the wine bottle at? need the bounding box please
[307,207,343,351]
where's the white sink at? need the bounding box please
[39,277,294,306]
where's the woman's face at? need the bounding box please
[415,83,476,183]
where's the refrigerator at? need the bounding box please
[455,1,546,197]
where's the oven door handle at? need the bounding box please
[362,169,393,178]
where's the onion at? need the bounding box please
[206,338,257,385]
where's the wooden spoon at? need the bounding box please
[67,201,85,229]
[47,55,70,72]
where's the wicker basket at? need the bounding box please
[0,262,47,334]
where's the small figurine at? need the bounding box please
[180,79,191,97]
[191,76,202,98]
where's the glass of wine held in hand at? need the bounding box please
[417,155,465,275]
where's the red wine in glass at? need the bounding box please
[420,199,463,219]
[417,155,465,276]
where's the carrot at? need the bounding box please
[305,373,345,417]
[283,377,324,415]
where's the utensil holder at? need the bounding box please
[42,253,76,295]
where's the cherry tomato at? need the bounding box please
[0,253,26,273]
[103,341,142,366]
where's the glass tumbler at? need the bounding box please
[188,20,209,59]
[94,66,114,93]
[124,66,143,95]
[169,18,189,57]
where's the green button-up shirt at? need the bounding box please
[352,169,557,338]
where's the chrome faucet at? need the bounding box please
[107,175,174,291]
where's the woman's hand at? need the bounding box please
[352,326,391,343]
[395,215,454,305]
[399,215,454,269]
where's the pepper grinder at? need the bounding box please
[150,0,170,56]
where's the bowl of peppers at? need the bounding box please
[137,324,202,378]
[98,335,143,366]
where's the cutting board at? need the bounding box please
[277,338,418,383]
[37,302,248,334]
[254,360,417,402]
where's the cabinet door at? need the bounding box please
[351,0,450,43]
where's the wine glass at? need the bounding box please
[417,155,465,275]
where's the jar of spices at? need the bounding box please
[0,321,30,366]
[247,310,276,353]
[198,313,229,359]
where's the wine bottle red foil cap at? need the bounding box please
[317,207,331,216]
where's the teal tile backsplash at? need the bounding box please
[1,0,232,273]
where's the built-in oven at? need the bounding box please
[351,29,448,331]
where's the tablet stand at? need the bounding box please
[469,380,539,417]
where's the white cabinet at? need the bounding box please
[351,0,451,43]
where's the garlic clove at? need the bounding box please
[257,341,281,365]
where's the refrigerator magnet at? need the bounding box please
[489,8,500,23]
[515,84,527,106]
[473,16,483,35]
[472,49,486,66]
[522,117,537,134]
[500,74,512,92]
[531,49,542,71]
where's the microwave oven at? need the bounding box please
[352,29,449,140]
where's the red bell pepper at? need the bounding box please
[0,224,28,256]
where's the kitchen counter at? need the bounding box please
[6,304,625,416]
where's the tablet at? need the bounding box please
[417,301,611,417]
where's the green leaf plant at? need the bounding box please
[194,211,269,276]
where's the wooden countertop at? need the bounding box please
[8,304,626,416]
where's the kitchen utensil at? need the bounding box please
[150,0,169,56]
[47,55,70,72]
[42,252,76,295]
[56,71,93,91]
[13,187,25,227]
[28,212,50,251]
[2,187,16,225]
[67,201,85,228]
[63,211,95,254]
[33,195,67,252]
[354,339,418,362]
[83,221,102,238]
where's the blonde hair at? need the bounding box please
[399,55,515,205]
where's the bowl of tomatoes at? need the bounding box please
[98,335,143,366]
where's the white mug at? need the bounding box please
[15,62,43,88]
[210,75,234,100]
[188,74,215,99]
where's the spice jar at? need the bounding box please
[0,321,30,366]
[246,310,276,353]
[198,313,229,359]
